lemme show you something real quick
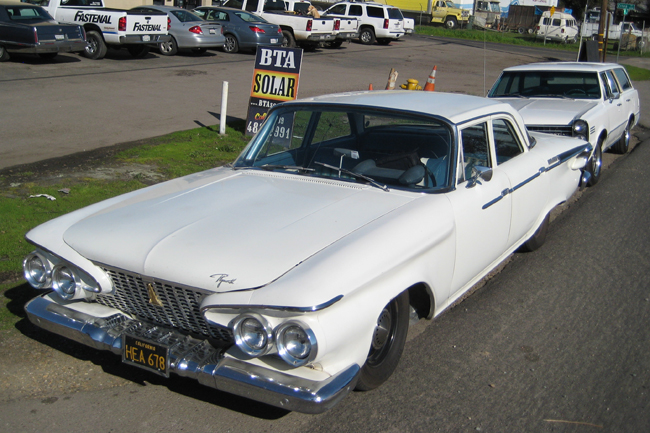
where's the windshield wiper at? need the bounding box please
[260,164,315,173]
[314,162,389,192]
[502,93,528,99]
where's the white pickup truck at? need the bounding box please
[38,0,170,59]
[223,0,336,49]
[283,0,358,47]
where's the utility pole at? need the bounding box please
[597,0,609,61]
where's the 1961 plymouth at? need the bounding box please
[23,91,592,413]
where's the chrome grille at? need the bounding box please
[96,267,233,342]
[527,125,572,136]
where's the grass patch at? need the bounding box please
[0,124,248,331]
[623,64,650,80]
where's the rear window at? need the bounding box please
[5,5,53,20]
[366,6,384,18]
[489,70,601,99]
[387,8,403,19]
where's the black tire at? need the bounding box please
[587,138,603,186]
[38,52,58,60]
[159,37,178,56]
[84,30,107,60]
[223,34,239,53]
[612,120,632,154]
[127,45,149,58]
[377,38,391,45]
[517,27,525,34]
[359,27,376,45]
[356,290,409,391]
[519,213,550,252]
[445,16,458,30]
[0,45,9,62]
[281,30,296,48]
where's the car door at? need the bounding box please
[446,120,512,301]
[611,67,637,131]
[600,70,627,148]
[490,116,548,249]
[431,1,446,22]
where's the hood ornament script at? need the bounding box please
[147,283,164,307]
[210,274,237,289]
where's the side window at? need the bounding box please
[612,68,632,91]
[605,70,621,95]
[459,122,490,182]
[313,112,352,144]
[600,72,612,99]
[367,6,384,18]
[349,5,362,16]
[329,4,346,14]
[492,119,523,164]
[552,18,561,26]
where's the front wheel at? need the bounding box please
[612,120,632,154]
[587,138,603,186]
[84,30,107,60]
[281,30,296,48]
[445,16,458,30]
[223,34,239,53]
[159,37,178,56]
[356,290,409,391]
[358,27,376,45]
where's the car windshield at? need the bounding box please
[171,9,203,22]
[234,105,454,192]
[489,70,601,99]
[5,5,53,20]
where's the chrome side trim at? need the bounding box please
[24,295,358,414]
[201,294,344,315]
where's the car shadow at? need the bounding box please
[5,284,289,419]
[4,52,83,64]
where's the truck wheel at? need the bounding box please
[359,27,375,45]
[159,37,178,56]
[0,45,11,62]
[84,31,107,60]
[445,16,458,29]
[517,27,525,34]
[281,30,296,48]
[127,45,149,58]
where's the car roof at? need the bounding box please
[283,90,514,125]
[502,62,623,73]
[334,1,393,6]
[0,1,33,5]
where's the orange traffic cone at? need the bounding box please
[423,66,437,92]
[369,83,373,90]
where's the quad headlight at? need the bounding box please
[276,321,317,367]
[52,265,79,300]
[23,252,51,289]
[572,119,589,141]
[232,314,274,357]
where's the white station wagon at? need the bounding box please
[23,91,591,413]
[489,62,640,186]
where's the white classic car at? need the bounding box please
[23,91,592,413]
[488,62,640,186]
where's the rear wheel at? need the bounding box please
[159,37,178,56]
[587,138,603,186]
[445,16,458,29]
[127,45,149,58]
[612,120,632,154]
[281,30,296,48]
[84,31,107,60]
[356,291,409,391]
[519,213,550,252]
[223,34,239,53]
[0,45,8,62]
[359,27,376,45]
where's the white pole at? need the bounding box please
[220,81,229,136]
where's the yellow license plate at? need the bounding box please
[122,334,169,377]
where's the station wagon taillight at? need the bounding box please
[383,19,389,29]
[119,16,126,32]
[250,26,265,33]
[189,26,203,35]
[306,19,312,31]
[334,19,340,31]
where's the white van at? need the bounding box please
[536,11,579,43]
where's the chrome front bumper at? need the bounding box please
[24,295,359,414]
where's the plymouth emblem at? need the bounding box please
[210,274,237,288]
[147,283,164,307]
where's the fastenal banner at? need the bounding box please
[245,47,303,136]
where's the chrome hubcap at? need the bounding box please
[371,308,391,350]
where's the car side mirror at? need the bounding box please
[466,165,492,188]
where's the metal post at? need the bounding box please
[220,81,228,136]
[598,0,608,61]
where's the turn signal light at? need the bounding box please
[306,19,312,31]
[383,19,389,29]
[189,26,203,35]
[249,26,265,33]
[334,19,340,31]
[119,16,126,32]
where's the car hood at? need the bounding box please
[497,98,597,125]
[63,170,414,292]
